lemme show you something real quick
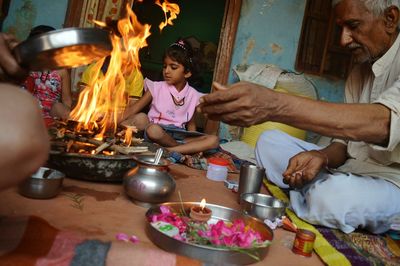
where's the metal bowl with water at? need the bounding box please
[240,193,286,221]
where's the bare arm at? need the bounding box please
[319,141,348,168]
[186,115,197,131]
[198,81,390,146]
[0,33,49,190]
[0,33,27,82]
[58,69,72,109]
[0,84,49,189]
[122,90,152,120]
[283,142,348,188]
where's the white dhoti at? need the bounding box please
[255,130,400,234]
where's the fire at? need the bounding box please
[200,199,207,209]
[69,1,180,141]
[156,0,180,31]
[123,126,136,146]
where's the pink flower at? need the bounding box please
[116,233,139,244]
[149,206,268,251]
[160,205,171,214]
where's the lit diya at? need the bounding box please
[190,199,212,223]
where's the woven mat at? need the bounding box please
[264,180,400,266]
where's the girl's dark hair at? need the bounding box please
[28,25,56,38]
[164,39,203,87]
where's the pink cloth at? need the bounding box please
[145,78,204,128]
[23,71,62,120]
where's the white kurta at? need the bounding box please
[333,34,400,188]
[255,34,400,233]
[256,130,400,234]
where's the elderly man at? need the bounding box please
[198,0,400,234]
[0,33,49,190]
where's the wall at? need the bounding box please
[2,0,68,41]
[228,0,345,103]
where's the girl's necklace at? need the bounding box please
[170,93,185,107]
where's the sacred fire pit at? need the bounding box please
[48,120,148,182]
[47,3,180,182]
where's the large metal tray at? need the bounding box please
[146,202,273,265]
[14,27,112,70]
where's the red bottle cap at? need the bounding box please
[208,157,229,166]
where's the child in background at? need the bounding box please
[121,39,219,155]
[22,25,72,127]
[80,56,144,99]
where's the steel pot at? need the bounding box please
[124,155,176,207]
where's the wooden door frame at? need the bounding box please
[205,0,242,135]
[64,0,243,135]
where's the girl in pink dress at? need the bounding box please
[122,39,219,154]
[22,25,72,127]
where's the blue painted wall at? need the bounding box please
[229,0,345,103]
[2,0,68,41]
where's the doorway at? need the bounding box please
[132,0,226,93]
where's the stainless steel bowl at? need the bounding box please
[19,167,64,199]
[240,193,286,221]
[124,155,175,207]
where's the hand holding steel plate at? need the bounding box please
[13,27,113,71]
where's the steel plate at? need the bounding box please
[14,27,112,70]
[146,202,273,265]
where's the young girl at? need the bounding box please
[22,25,72,127]
[121,39,219,155]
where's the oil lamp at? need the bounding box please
[190,199,212,223]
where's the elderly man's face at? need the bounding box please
[334,0,393,63]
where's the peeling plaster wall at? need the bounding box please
[3,0,68,41]
[229,0,345,103]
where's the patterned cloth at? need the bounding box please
[264,180,400,266]
[22,71,62,126]
[166,146,246,173]
[0,215,201,266]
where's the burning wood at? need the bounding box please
[49,3,181,157]
[50,120,148,155]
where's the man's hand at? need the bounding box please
[0,33,27,82]
[197,81,275,127]
[282,150,328,188]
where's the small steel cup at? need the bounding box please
[237,163,265,203]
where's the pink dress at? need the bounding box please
[23,71,62,126]
[145,78,204,129]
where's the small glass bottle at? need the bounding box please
[206,157,229,181]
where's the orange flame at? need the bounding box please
[123,126,135,147]
[200,199,206,209]
[156,0,180,31]
[70,2,179,140]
